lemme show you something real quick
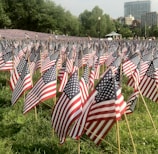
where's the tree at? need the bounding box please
[0,2,11,28]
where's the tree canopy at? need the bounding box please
[0,0,116,37]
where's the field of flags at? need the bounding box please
[0,35,158,153]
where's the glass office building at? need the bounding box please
[124,0,151,21]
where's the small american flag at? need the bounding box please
[41,51,59,73]
[23,64,57,114]
[52,71,82,144]
[0,50,13,71]
[89,62,95,91]
[122,53,140,77]
[11,60,32,105]
[139,61,158,102]
[66,49,74,74]
[69,68,116,144]
[10,57,26,90]
[125,92,139,114]
[80,64,89,106]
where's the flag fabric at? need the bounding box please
[10,57,26,90]
[139,61,158,102]
[70,68,118,144]
[78,49,83,68]
[82,47,90,66]
[58,61,66,81]
[110,56,122,73]
[52,71,82,144]
[104,52,115,67]
[58,61,69,92]
[89,62,95,91]
[127,61,141,91]
[70,67,126,145]
[125,91,139,114]
[41,51,59,74]
[94,57,100,79]
[11,60,32,105]
[29,51,41,75]
[23,64,57,114]
[0,50,13,71]
[127,60,149,90]
[122,53,140,77]
[66,49,74,74]
[58,71,68,92]
[79,64,89,106]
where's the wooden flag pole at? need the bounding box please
[83,127,126,154]
[138,86,157,133]
[116,121,121,154]
[129,64,157,133]
[120,61,137,153]
[124,113,137,154]
[27,48,38,121]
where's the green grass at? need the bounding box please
[0,69,158,154]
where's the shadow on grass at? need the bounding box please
[0,97,11,108]
[0,123,22,138]
[0,78,8,88]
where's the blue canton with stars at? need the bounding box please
[95,68,113,93]
[20,61,30,80]
[42,64,56,83]
[2,51,13,62]
[16,58,27,74]
[95,77,116,103]
[146,61,155,79]
[64,71,80,99]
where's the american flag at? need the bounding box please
[139,61,158,102]
[127,61,141,91]
[66,48,74,74]
[78,49,83,68]
[69,68,116,144]
[58,60,68,92]
[122,53,140,77]
[80,64,89,106]
[89,64,95,91]
[11,60,32,105]
[125,91,139,114]
[0,50,13,71]
[10,57,26,90]
[23,64,57,114]
[104,52,115,67]
[82,47,90,66]
[128,60,149,90]
[70,67,126,145]
[29,52,41,75]
[52,71,82,144]
[110,56,122,73]
[41,51,59,74]
[94,57,100,79]
[97,47,107,65]
[58,61,66,81]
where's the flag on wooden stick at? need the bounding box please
[52,70,82,144]
[69,68,126,145]
[23,64,57,114]
[11,59,32,105]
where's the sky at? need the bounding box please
[52,0,158,19]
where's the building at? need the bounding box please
[141,11,158,27]
[124,0,151,21]
[125,14,135,25]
